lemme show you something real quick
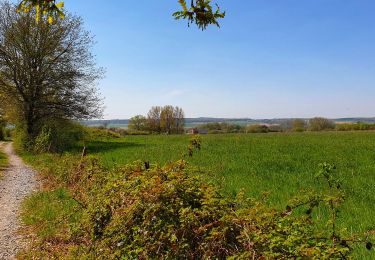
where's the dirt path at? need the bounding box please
[0,142,38,259]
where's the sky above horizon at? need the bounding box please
[62,0,375,119]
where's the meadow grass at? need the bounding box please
[86,132,375,233]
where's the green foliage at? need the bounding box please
[13,120,86,153]
[128,115,147,131]
[146,105,185,134]
[201,122,244,133]
[292,119,306,132]
[309,117,336,131]
[246,124,269,133]
[187,134,201,156]
[13,125,33,152]
[174,0,226,30]
[33,126,53,153]
[86,160,354,259]
[32,120,86,153]
[1,3,103,150]
[85,127,122,141]
[336,122,375,131]
[17,0,64,23]
[18,0,225,30]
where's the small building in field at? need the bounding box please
[186,128,208,135]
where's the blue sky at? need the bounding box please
[63,0,375,119]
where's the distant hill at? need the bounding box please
[81,117,375,129]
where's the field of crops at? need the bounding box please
[86,131,375,237]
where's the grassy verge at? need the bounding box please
[0,144,8,178]
[19,188,83,258]
[19,152,86,258]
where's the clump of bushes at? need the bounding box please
[246,124,269,133]
[309,117,335,131]
[336,122,375,131]
[0,119,11,141]
[85,126,122,140]
[20,154,373,259]
[34,120,86,153]
[292,119,307,132]
[13,119,86,153]
[201,122,245,134]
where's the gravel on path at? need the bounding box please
[0,142,38,260]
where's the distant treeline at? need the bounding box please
[81,117,375,128]
[108,105,186,135]
[88,118,375,137]
[195,118,375,134]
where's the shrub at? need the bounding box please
[36,120,86,153]
[33,126,53,153]
[246,124,269,133]
[336,122,375,131]
[268,124,283,132]
[55,160,368,259]
[292,119,306,132]
[201,122,244,133]
[0,127,4,141]
[13,119,85,153]
[309,117,335,131]
[85,127,122,140]
[207,129,225,134]
[13,125,33,151]
[4,127,12,139]
[124,130,150,135]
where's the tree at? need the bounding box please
[160,105,175,134]
[173,106,185,134]
[146,105,185,134]
[147,106,162,133]
[0,2,103,145]
[17,0,225,30]
[128,115,147,131]
[308,117,335,131]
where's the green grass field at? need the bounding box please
[86,132,375,236]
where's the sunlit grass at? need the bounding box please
[0,146,8,178]
[21,188,82,240]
